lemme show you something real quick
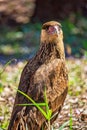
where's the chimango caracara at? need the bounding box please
[8,21,68,130]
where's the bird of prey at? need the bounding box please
[8,21,68,130]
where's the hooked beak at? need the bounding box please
[54,25,60,35]
[47,25,60,35]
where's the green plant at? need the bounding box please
[17,88,52,130]
[58,120,70,130]
[58,106,73,130]
[0,59,16,78]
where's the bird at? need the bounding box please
[8,21,68,130]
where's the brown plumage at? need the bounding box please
[8,21,68,130]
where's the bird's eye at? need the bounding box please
[42,25,49,30]
[45,26,49,31]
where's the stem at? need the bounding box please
[48,120,51,130]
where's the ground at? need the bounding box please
[0,58,87,130]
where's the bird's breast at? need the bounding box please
[34,59,62,83]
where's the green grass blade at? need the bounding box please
[0,59,16,76]
[16,103,46,106]
[17,89,48,119]
[44,87,49,114]
[47,109,52,120]
[44,87,52,120]
[58,120,70,130]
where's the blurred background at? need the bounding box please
[0,0,87,63]
[0,0,87,130]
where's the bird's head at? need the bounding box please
[40,21,65,59]
[41,21,63,44]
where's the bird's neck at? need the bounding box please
[36,41,65,64]
[55,40,65,60]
